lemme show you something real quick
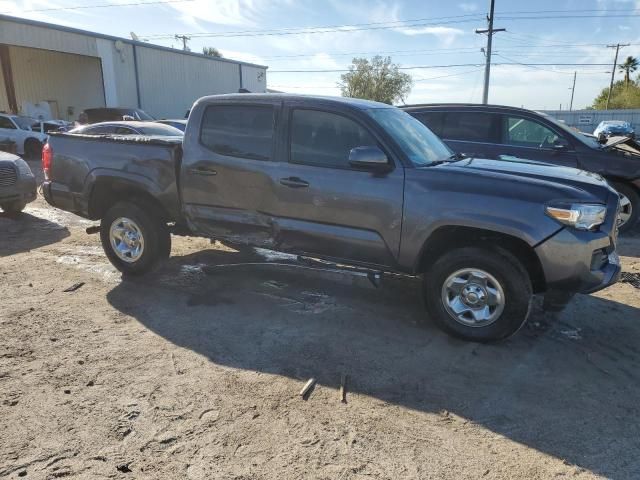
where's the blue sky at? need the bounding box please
[2,0,640,109]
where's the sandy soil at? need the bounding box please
[1,161,640,479]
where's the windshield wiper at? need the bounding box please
[424,153,467,166]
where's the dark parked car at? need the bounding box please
[70,121,183,137]
[0,151,37,213]
[593,120,635,140]
[43,94,621,342]
[404,104,640,232]
[82,107,155,124]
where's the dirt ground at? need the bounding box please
[1,160,640,480]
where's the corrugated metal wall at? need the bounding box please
[0,15,269,120]
[0,45,105,119]
[135,46,242,118]
[241,65,267,93]
[0,18,97,57]
[542,109,640,134]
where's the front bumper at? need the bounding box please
[0,173,37,206]
[535,226,620,295]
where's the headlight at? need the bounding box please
[545,203,607,231]
[14,158,34,177]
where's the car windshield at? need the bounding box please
[366,108,452,166]
[138,124,184,136]
[132,109,155,121]
[14,116,35,130]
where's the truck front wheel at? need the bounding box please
[423,246,533,342]
[612,182,639,234]
[100,200,171,276]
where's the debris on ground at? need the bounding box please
[340,373,348,404]
[63,282,85,292]
[299,378,316,399]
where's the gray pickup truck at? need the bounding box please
[42,94,621,342]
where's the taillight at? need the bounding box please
[42,143,52,180]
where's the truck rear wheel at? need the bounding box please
[423,246,532,342]
[100,200,171,276]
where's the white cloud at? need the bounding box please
[458,2,478,12]
[396,26,466,46]
[166,0,294,28]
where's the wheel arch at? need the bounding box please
[88,176,171,222]
[415,225,547,293]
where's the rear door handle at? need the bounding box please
[279,177,309,188]
[189,167,217,176]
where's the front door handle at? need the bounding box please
[189,167,217,176]
[279,177,309,188]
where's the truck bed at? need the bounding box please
[43,133,183,221]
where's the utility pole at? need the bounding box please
[605,43,629,109]
[475,0,505,104]
[569,71,576,111]
[175,34,191,52]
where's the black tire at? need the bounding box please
[612,182,639,234]
[100,200,171,276]
[24,138,42,160]
[423,246,533,342]
[1,200,27,214]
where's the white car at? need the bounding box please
[0,113,48,158]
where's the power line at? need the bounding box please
[5,0,194,14]
[269,62,615,74]
[144,18,483,39]
[140,11,640,39]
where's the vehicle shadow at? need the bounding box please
[0,211,70,256]
[106,249,640,479]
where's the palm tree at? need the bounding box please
[618,56,639,86]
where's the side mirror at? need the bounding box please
[348,146,391,172]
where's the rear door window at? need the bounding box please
[411,111,445,136]
[502,116,560,148]
[200,105,274,161]
[441,112,499,143]
[289,109,378,169]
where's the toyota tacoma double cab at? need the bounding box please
[42,94,621,342]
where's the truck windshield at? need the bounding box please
[366,108,452,166]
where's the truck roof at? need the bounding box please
[401,103,539,114]
[197,93,394,110]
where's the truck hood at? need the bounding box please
[435,156,614,202]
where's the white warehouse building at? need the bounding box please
[0,14,268,121]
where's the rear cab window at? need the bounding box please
[200,105,275,161]
[289,109,378,169]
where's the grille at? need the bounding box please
[0,163,17,187]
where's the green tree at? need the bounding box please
[618,56,639,86]
[202,47,223,58]
[338,56,413,105]
[593,79,640,109]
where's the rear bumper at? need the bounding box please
[0,174,37,205]
[42,180,89,217]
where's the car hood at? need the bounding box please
[453,156,609,187]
